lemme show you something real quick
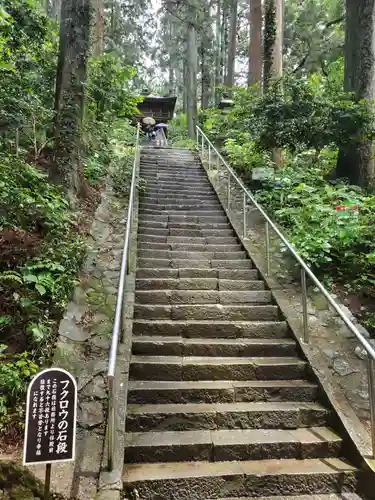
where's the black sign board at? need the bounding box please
[23,368,77,466]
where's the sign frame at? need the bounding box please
[23,367,78,466]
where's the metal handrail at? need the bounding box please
[107,124,140,471]
[196,125,375,456]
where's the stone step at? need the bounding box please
[137,227,234,238]
[133,304,279,321]
[139,214,228,223]
[137,250,247,261]
[135,278,264,291]
[123,427,342,463]
[138,221,231,231]
[141,182,209,190]
[141,165,204,170]
[143,182,208,189]
[141,160,199,164]
[141,168,207,174]
[140,161,199,166]
[122,458,357,499]
[136,242,243,252]
[143,188,214,197]
[137,259,252,270]
[140,158,199,162]
[137,235,239,245]
[141,190,215,199]
[126,401,328,432]
[131,336,296,357]
[141,174,207,181]
[134,290,272,305]
[139,206,223,215]
[135,268,258,280]
[139,201,222,210]
[139,209,227,217]
[142,181,212,189]
[132,319,289,338]
[128,380,318,406]
[141,196,218,205]
[142,174,208,180]
[129,356,306,381]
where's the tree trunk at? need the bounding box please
[248,0,262,89]
[47,0,61,19]
[54,0,92,196]
[183,60,188,114]
[186,4,197,139]
[336,0,375,188]
[200,2,211,109]
[221,2,228,84]
[225,0,238,88]
[214,0,222,104]
[110,0,121,47]
[93,0,104,56]
[263,0,283,167]
[263,0,283,90]
[168,18,175,94]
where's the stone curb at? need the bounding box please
[95,168,140,500]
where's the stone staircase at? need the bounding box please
[122,148,361,500]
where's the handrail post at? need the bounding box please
[301,268,309,343]
[201,134,204,157]
[227,173,231,208]
[208,144,211,170]
[243,192,247,239]
[107,375,115,471]
[367,357,375,458]
[265,221,271,276]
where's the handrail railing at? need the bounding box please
[196,125,375,457]
[107,124,140,471]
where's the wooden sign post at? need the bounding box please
[23,368,77,499]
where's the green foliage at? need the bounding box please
[0,345,39,431]
[225,140,273,183]
[109,120,144,196]
[169,114,196,149]
[0,0,57,153]
[0,0,141,439]
[256,149,374,282]
[84,56,140,186]
[202,65,375,297]
[204,63,372,158]
[87,53,141,122]
[0,153,71,234]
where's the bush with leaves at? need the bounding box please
[201,61,375,312]
[168,114,196,149]
[0,0,57,154]
[256,149,374,281]
[0,3,141,437]
[0,345,39,431]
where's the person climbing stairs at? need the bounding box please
[122,147,364,500]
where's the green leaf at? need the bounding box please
[35,284,46,296]
[23,274,38,283]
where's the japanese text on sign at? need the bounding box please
[23,368,77,465]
